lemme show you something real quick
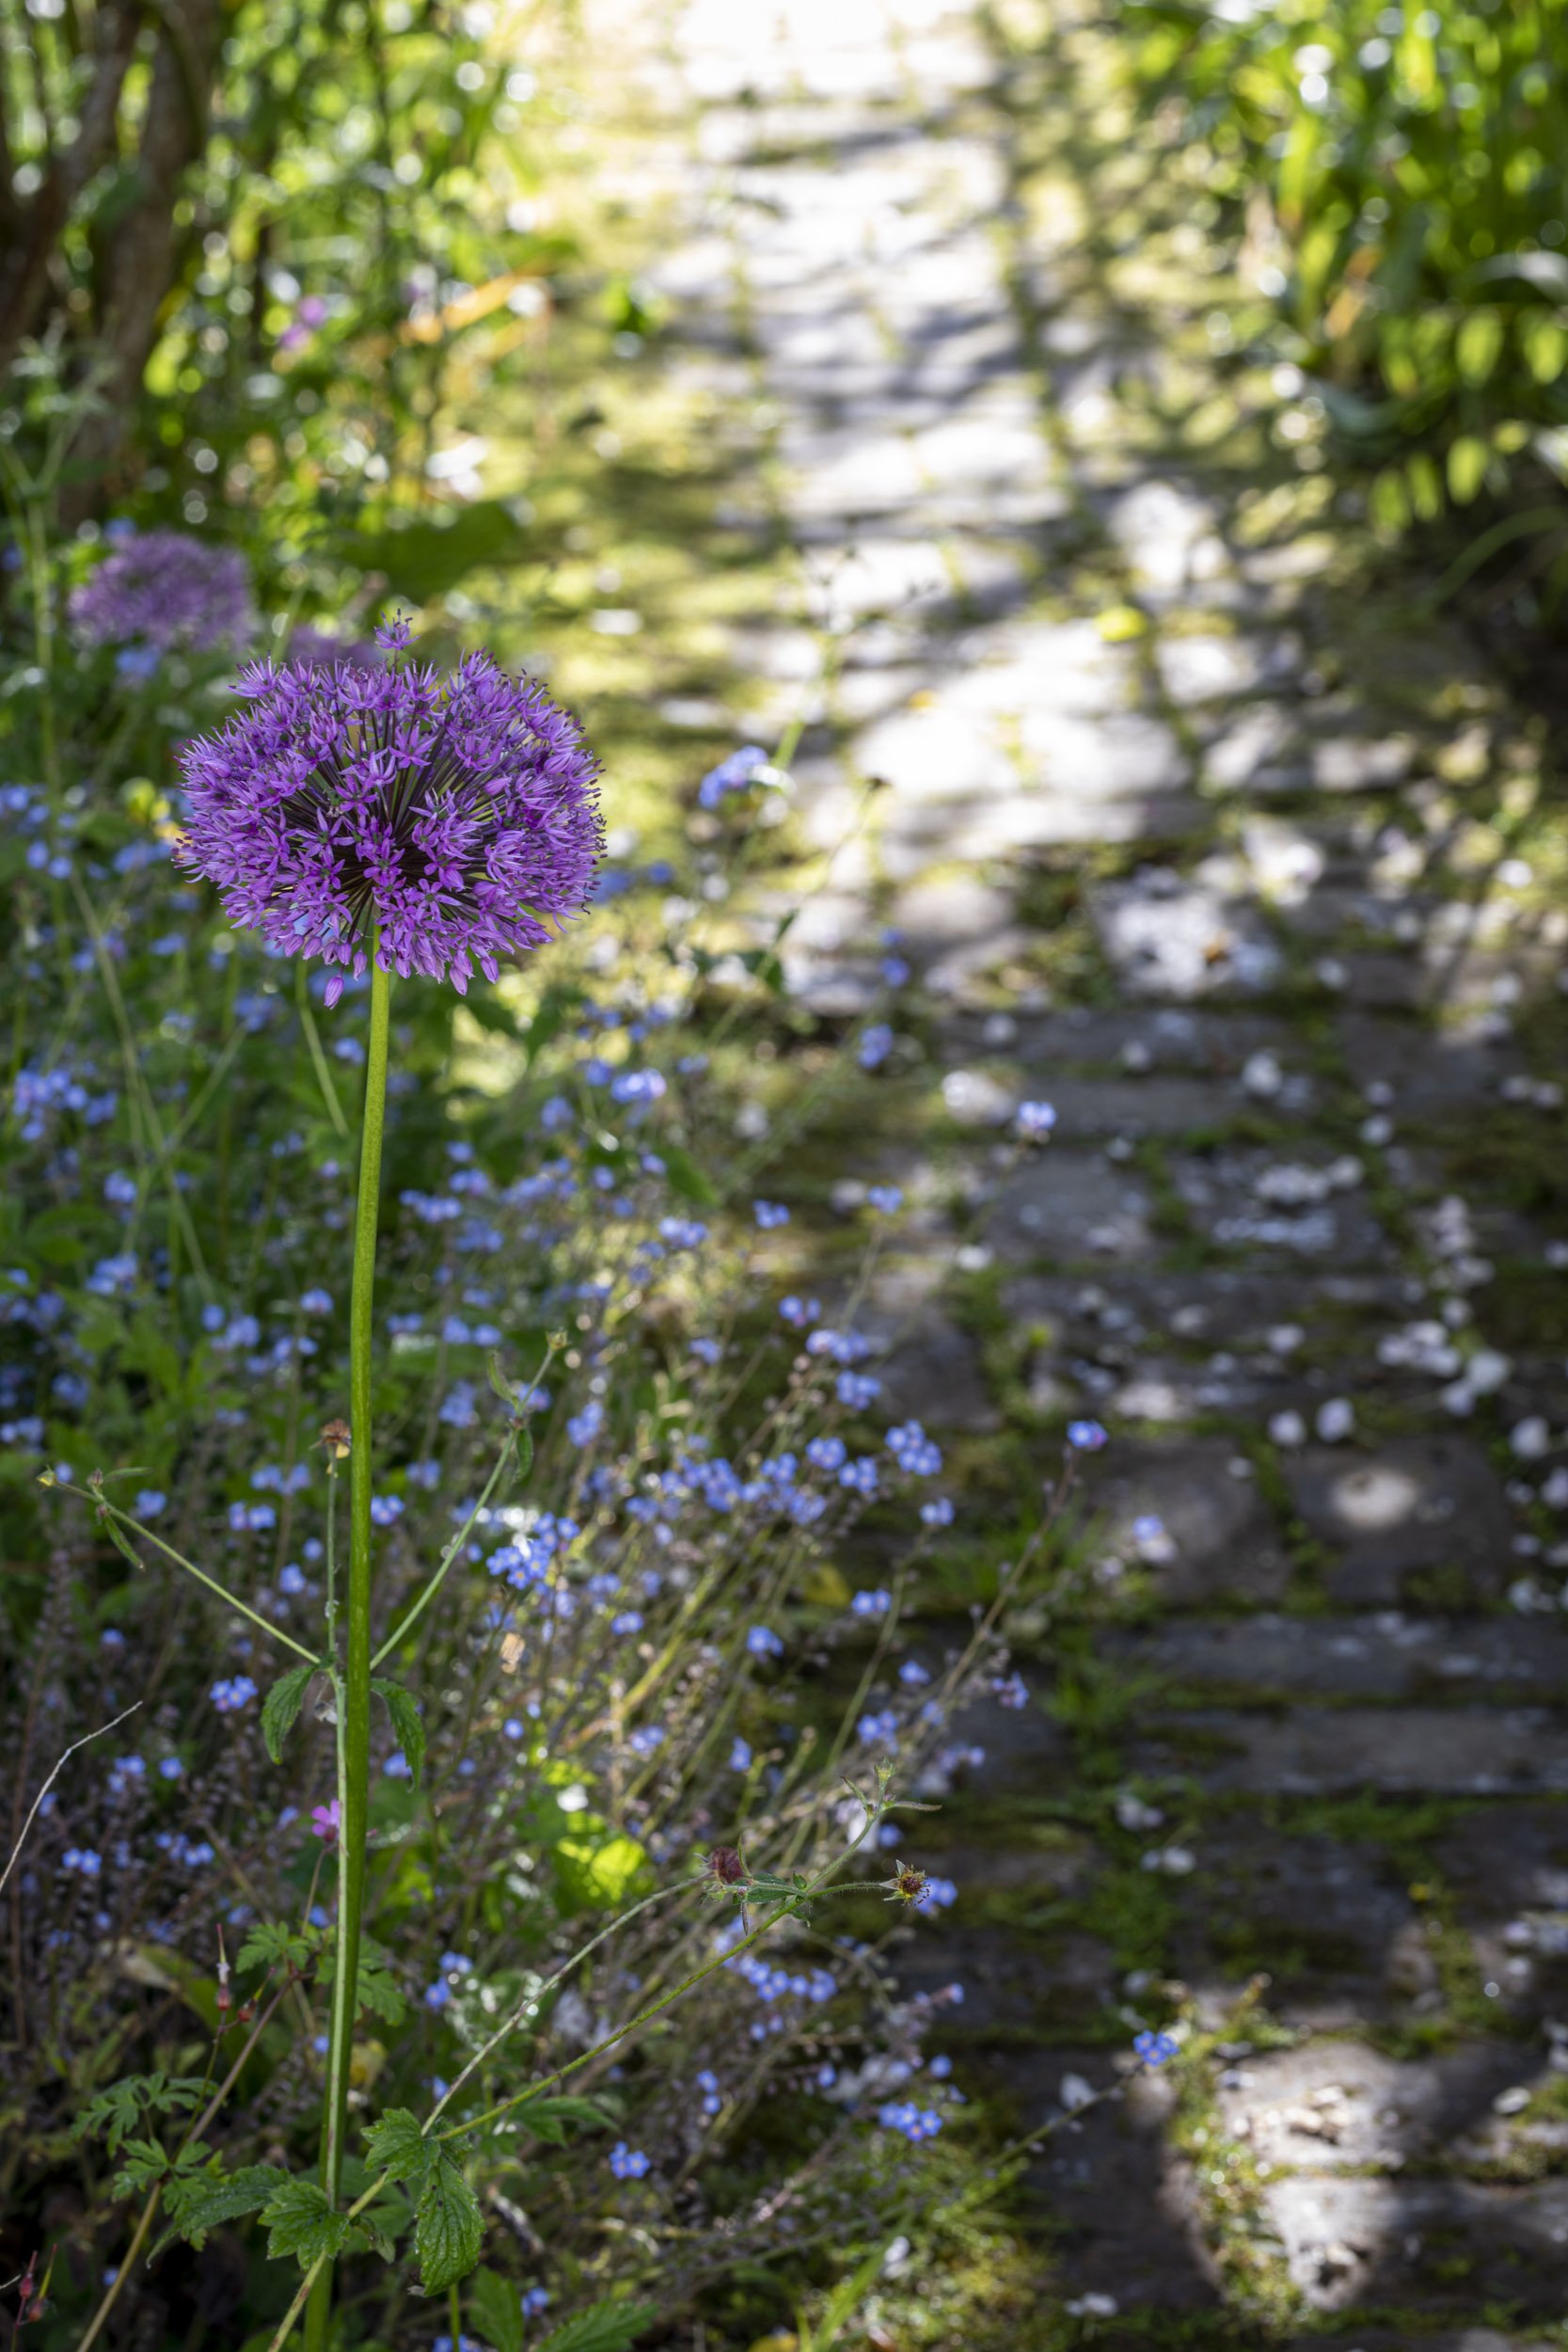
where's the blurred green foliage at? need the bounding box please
[1128,0,1568,541]
[1,0,570,608]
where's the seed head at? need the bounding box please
[880,1860,929,1906]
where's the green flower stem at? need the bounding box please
[306,955,392,2352]
[77,1491,318,1663]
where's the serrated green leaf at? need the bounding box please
[153,2163,287,2259]
[261,1661,320,1764]
[371,1677,425,1788]
[260,2177,354,2269]
[415,2152,484,2293]
[534,2299,658,2352]
[467,2266,524,2352]
[73,2071,207,2154]
[236,1919,316,1976]
[319,1929,408,2026]
[515,2095,613,2147]
[362,2106,431,2188]
[112,2137,173,2196]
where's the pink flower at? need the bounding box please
[310,1798,341,1845]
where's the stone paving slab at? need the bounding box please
[1264,2172,1568,2311]
[1214,2036,1536,2173]
[1107,1614,1568,1702]
[1132,1706,1568,1800]
[1284,1438,1520,1608]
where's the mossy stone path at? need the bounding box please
[518,1,1568,2339]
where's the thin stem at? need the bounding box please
[74,1968,303,2352]
[68,1489,318,1663]
[446,1798,888,2145]
[72,2184,158,2352]
[306,954,391,2352]
[0,1703,141,1898]
[369,1432,514,1670]
[268,1799,892,2352]
[295,963,350,1139]
[427,1876,704,2132]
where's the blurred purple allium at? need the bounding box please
[176,642,604,1002]
[70,530,256,655]
[289,624,379,670]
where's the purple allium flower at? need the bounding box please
[176,645,603,1003]
[71,531,256,655]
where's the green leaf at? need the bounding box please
[236,1919,316,1976]
[362,2106,431,2188]
[112,2137,175,2196]
[658,1146,720,1208]
[346,2207,401,2264]
[553,1832,652,1915]
[154,2164,287,2258]
[260,2177,354,2269]
[261,1660,320,1763]
[515,2095,613,2147]
[371,1677,425,1787]
[342,499,534,604]
[73,2071,206,2154]
[467,2266,524,2352]
[318,1929,408,2026]
[414,2151,484,2293]
[534,2300,658,2352]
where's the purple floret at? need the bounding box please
[70,530,256,655]
[176,644,604,1000]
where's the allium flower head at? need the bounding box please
[71,530,256,655]
[176,642,603,1002]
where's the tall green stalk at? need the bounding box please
[306,955,392,2352]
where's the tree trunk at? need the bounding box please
[58,0,230,521]
[0,2,145,383]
